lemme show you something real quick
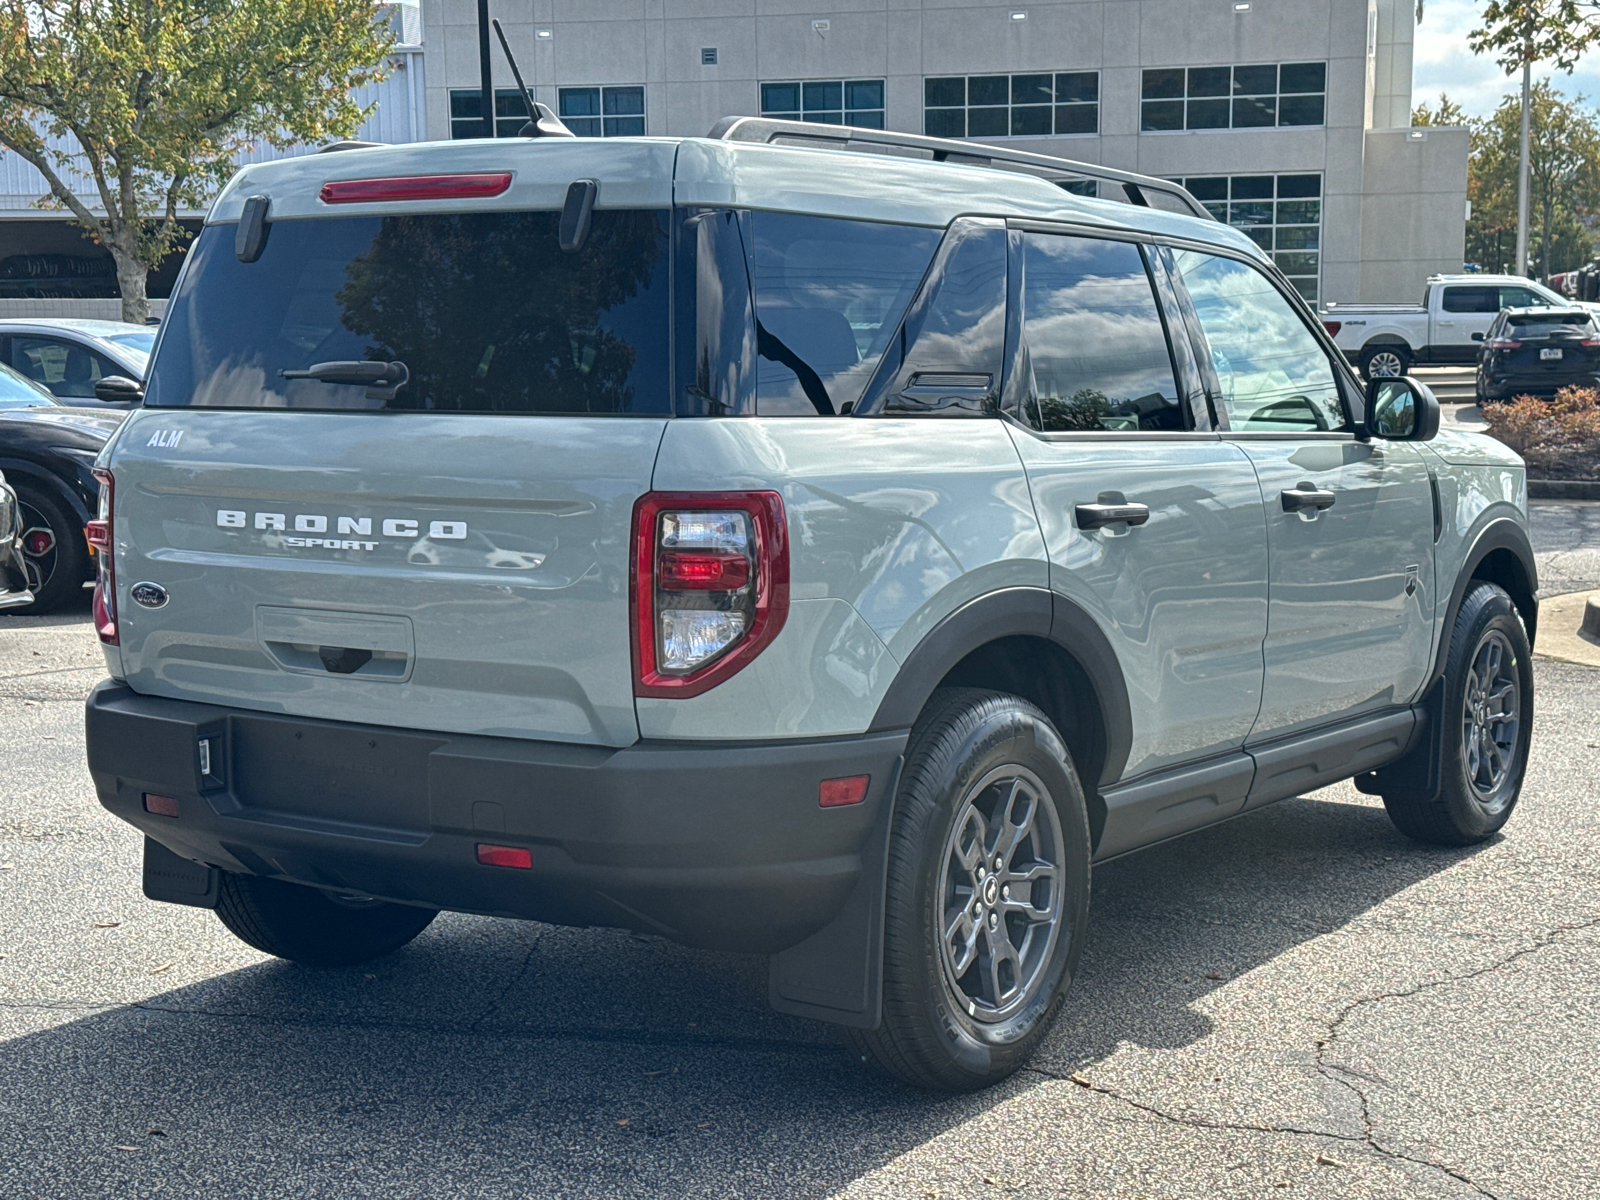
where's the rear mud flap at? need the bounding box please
[768,755,903,1030]
[143,837,220,908]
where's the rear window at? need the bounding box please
[146,210,672,413]
[1507,312,1594,336]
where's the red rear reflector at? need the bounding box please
[1322,321,1341,337]
[143,793,180,817]
[819,775,870,808]
[320,173,513,205]
[85,519,109,551]
[657,550,751,591]
[476,843,532,869]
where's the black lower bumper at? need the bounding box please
[85,681,906,954]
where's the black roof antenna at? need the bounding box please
[491,18,574,138]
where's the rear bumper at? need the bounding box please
[85,681,905,953]
[1482,370,1600,395]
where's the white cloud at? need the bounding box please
[1412,0,1600,118]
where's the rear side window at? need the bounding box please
[1442,286,1496,314]
[1173,249,1347,433]
[146,210,672,413]
[750,213,939,415]
[1020,233,1185,432]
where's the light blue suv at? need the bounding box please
[83,119,1537,1092]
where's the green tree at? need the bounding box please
[1435,82,1600,277]
[0,1,392,323]
[1470,0,1599,74]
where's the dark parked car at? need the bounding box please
[0,366,120,612]
[1475,306,1600,402]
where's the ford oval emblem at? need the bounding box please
[130,581,169,609]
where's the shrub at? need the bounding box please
[1481,385,1600,477]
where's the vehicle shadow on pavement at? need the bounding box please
[0,790,1484,1197]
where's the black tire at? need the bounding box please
[1360,345,1412,382]
[845,688,1091,1091]
[1383,582,1533,845]
[214,872,438,967]
[10,485,88,614]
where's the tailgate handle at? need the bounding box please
[319,646,373,675]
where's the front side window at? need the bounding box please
[749,214,940,415]
[761,79,884,128]
[1497,286,1542,309]
[1141,63,1325,132]
[1172,250,1347,433]
[557,86,646,137]
[147,210,672,414]
[924,72,1100,138]
[1020,234,1185,433]
[8,336,115,399]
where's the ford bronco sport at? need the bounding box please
[83,119,1538,1092]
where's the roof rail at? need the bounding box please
[705,116,1214,222]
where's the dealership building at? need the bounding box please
[0,0,1465,312]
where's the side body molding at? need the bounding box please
[866,586,1133,788]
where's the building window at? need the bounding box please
[1141,63,1325,132]
[924,72,1099,138]
[1178,174,1323,301]
[702,47,718,66]
[449,88,538,139]
[558,86,646,137]
[760,80,884,128]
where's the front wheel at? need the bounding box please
[844,689,1091,1091]
[1383,582,1533,845]
[214,872,438,967]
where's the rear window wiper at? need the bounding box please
[279,360,409,402]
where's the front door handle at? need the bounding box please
[1280,484,1337,513]
[1075,501,1151,530]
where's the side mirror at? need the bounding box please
[1471,331,1485,341]
[1367,377,1440,441]
[94,375,144,404]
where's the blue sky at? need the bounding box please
[1413,0,1600,116]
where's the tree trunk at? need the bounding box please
[1541,194,1553,282]
[109,245,150,325]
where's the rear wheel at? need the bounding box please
[1360,345,1411,381]
[10,486,88,614]
[844,688,1091,1091]
[1382,583,1533,845]
[215,872,438,967]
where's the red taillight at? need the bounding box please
[89,468,116,645]
[819,775,870,808]
[631,491,789,699]
[319,173,513,204]
[476,843,532,869]
[143,793,179,817]
[1322,320,1341,337]
[1487,338,1522,350]
[1582,339,1600,348]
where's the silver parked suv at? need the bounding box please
[84,120,1538,1092]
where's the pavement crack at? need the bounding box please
[1310,914,1600,1199]
[469,931,544,1032]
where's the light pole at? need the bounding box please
[1515,45,1532,277]
[477,0,495,139]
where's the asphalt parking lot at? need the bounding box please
[2,504,1596,1200]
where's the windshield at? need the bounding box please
[104,329,155,370]
[146,210,672,413]
[0,360,58,408]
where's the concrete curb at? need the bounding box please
[1534,590,1600,668]
[1529,479,1600,501]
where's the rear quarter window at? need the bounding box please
[146,210,672,414]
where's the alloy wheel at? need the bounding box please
[1461,629,1521,814]
[17,501,57,596]
[1367,351,1405,379]
[937,765,1065,1023]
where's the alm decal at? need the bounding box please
[146,429,184,448]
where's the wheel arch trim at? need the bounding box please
[1429,516,1538,692]
[867,586,1134,788]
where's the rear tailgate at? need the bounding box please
[108,139,679,747]
[111,410,662,745]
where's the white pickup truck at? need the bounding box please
[1323,274,1566,379]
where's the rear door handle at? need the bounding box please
[1280,484,1337,513]
[1075,501,1151,530]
